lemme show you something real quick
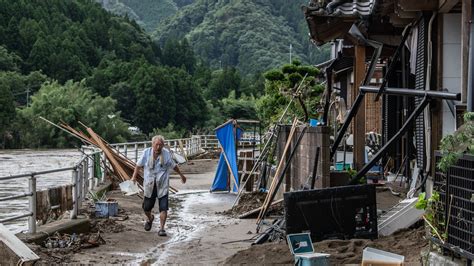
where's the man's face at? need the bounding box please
[152,140,164,154]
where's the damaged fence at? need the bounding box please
[0,151,102,234]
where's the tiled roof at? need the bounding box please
[303,0,376,17]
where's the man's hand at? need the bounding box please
[181,175,187,184]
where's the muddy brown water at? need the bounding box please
[0,149,82,232]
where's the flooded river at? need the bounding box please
[0,149,82,232]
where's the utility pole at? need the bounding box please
[289,44,292,64]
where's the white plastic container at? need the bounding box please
[362,247,404,266]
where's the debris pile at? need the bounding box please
[189,150,221,160]
[221,192,283,218]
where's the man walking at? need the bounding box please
[131,135,187,236]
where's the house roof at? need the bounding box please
[303,0,376,18]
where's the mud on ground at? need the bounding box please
[225,224,428,265]
[220,191,283,218]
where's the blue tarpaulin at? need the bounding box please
[210,121,243,192]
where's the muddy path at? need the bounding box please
[40,159,257,264]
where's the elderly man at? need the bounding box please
[131,135,186,236]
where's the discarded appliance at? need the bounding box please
[287,232,330,266]
[361,247,404,266]
[284,184,377,241]
[95,200,118,218]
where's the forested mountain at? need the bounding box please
[96,0,195,32]
[156,0,331,75]
[0,0,208,148]
[100,0,330,76]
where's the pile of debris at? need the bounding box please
[221,192,283,218]
[189,150,220,160]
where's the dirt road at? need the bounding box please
[39,159,257,264]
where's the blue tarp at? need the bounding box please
[210,121,243,192]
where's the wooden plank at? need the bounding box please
[439,0,460,13]
[257,118,298,224]
[399,0,438,11]
[353,44,366,171]
[238,199,283,219]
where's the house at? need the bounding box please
[303,0,468,180]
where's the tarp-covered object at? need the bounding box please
[210,121,243,192]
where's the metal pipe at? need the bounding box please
[28,175,37,234]
[468,0,474,112]
[0,166,75,180]
[0,213,33,223]
[349,97,431,184]
[361,86,461,100]
[0,193,32,202]
[331,91,366,158]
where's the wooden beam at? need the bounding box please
[353,45,366,171]
[399,0,438,11]
[461,0,470,103]
[439,0,460,13]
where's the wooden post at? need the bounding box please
[354,44,366,171]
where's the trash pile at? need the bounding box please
[42,231,105,251]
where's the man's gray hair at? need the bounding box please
[152,135,165,144]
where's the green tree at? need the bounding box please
[256,61,323,126]
[16,81,129,148]
[0,81,15,148]
[161,38,196,73]
[0,45,21,71]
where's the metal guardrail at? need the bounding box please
[94,135,220,162]
[0,151,102,234]
[0,134,257,234]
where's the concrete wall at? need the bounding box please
[274,125,330,199]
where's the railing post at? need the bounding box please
[89,155,95,189]
[134,143,138,162]
[124,144,128,158]
[83,159,89,199]
[28,175,37,234]
[71,168,79,219]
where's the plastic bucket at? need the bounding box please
[95,200,118,218]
